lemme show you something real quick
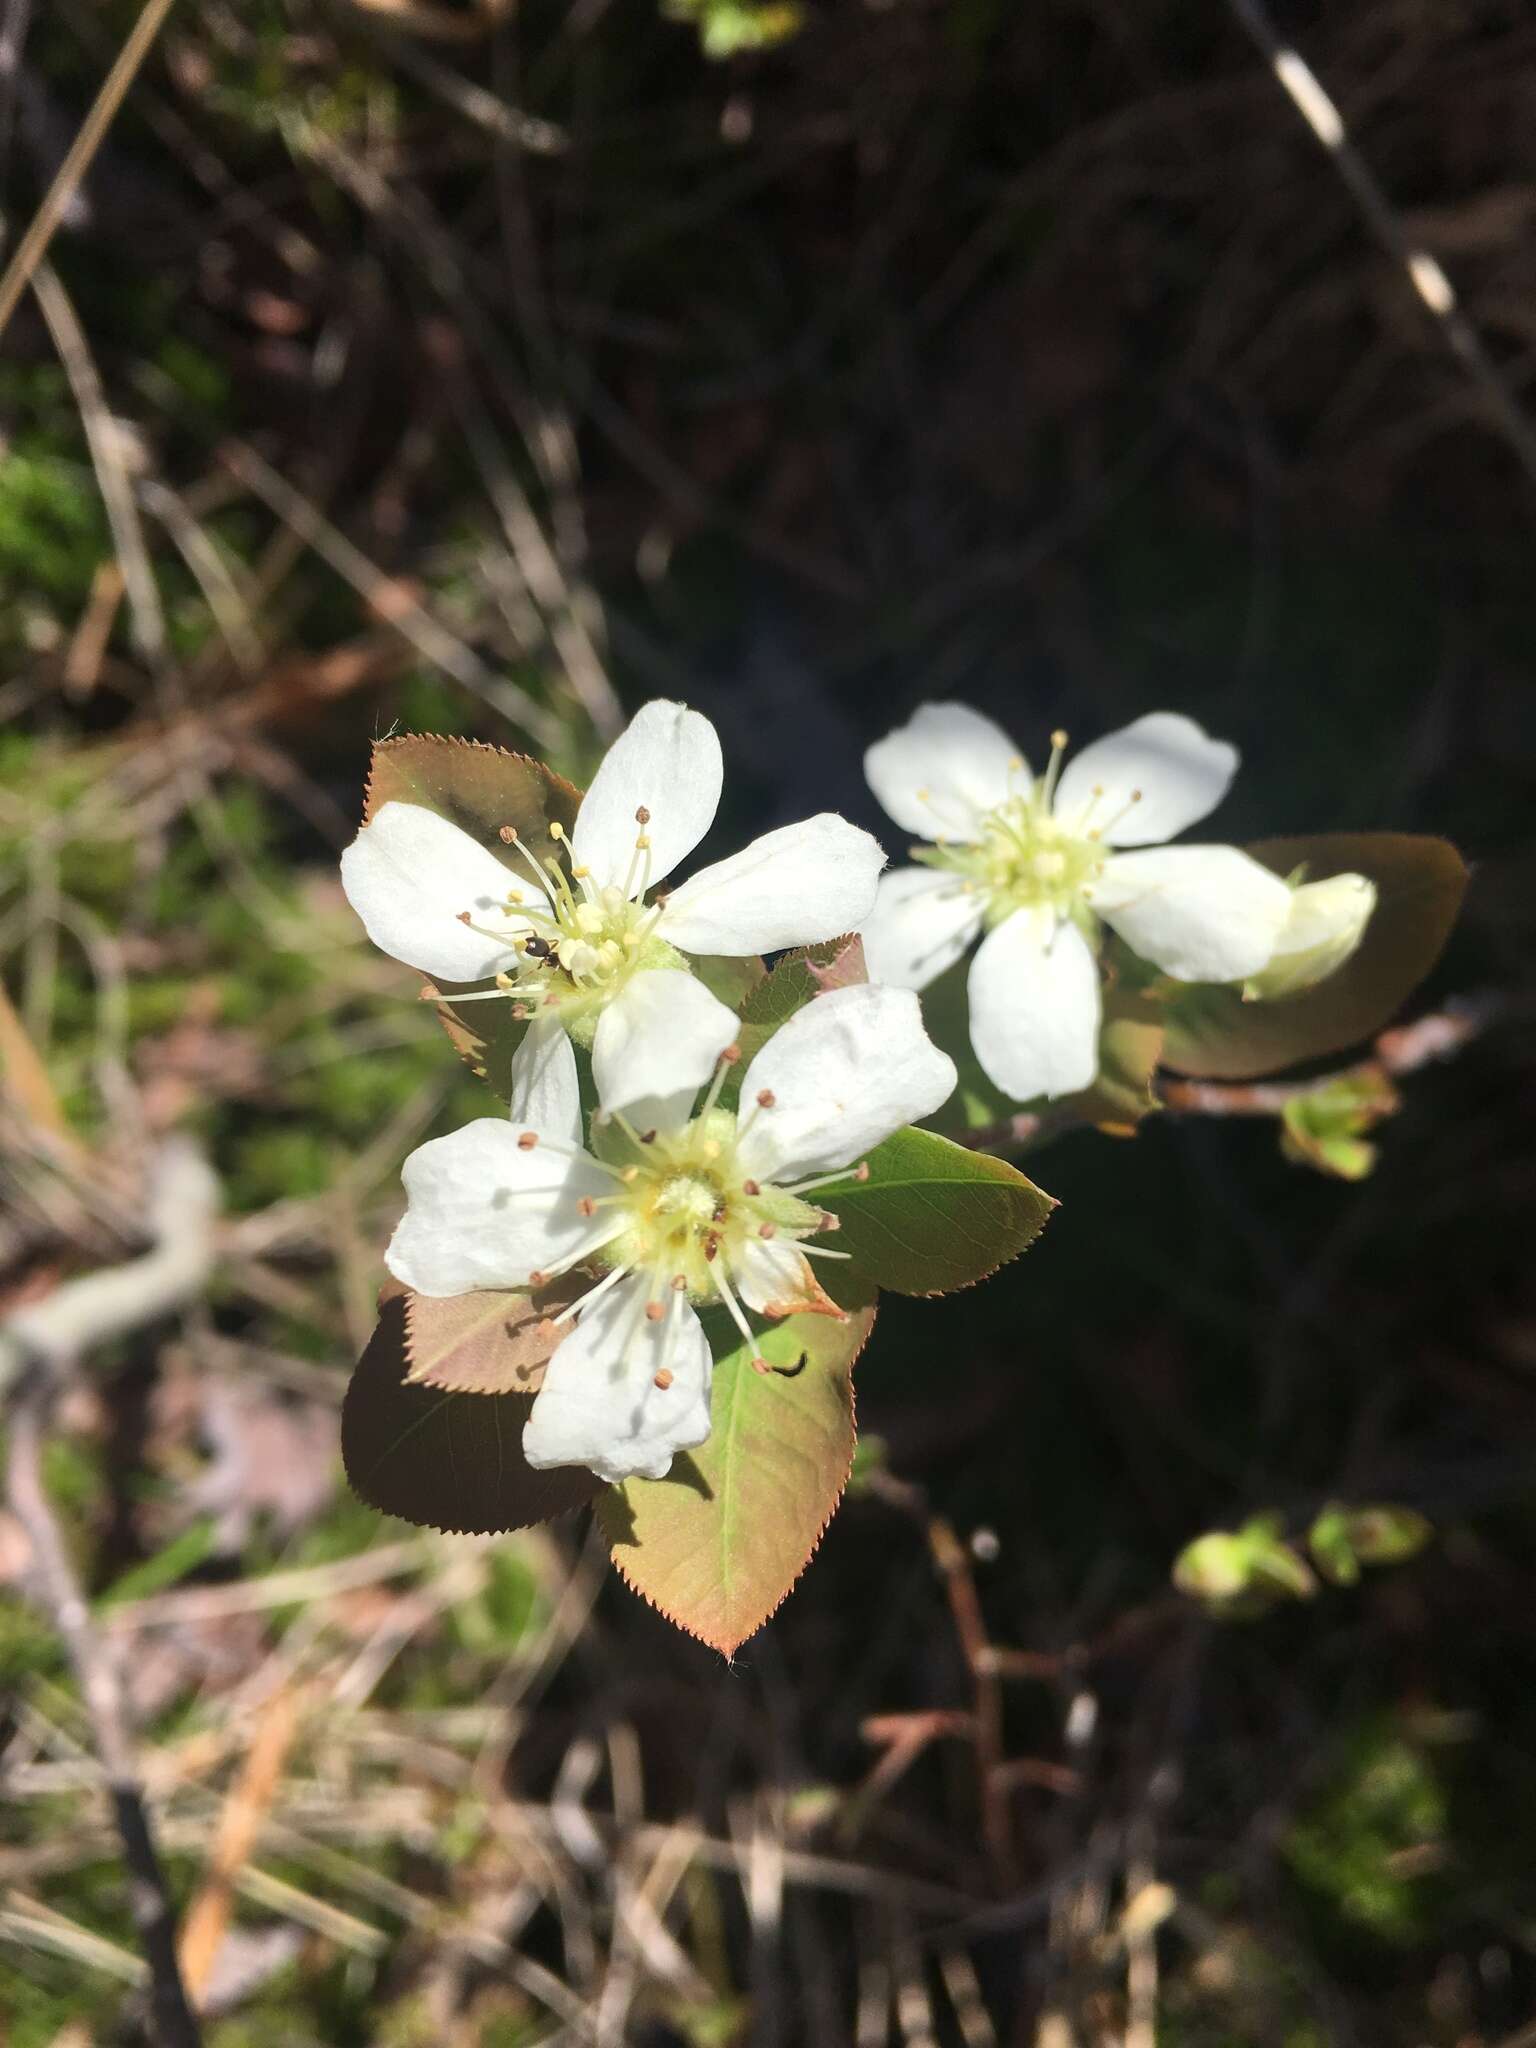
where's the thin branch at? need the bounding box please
[1224,0,1536,488]
[0,0,179,342]
[1,1136,219,2038]
[7,1391,203,2047]
[964,995,1503,1153]
[216,436,564,751]
[1157,993,1500,1118]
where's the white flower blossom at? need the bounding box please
[1243,872,1376,1002]
[341,700,887,1124]
[386,983,956,1485]
[862,704,1295,1103]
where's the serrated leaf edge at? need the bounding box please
[601,1306,877,1660]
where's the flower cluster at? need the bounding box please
[343,696,1376,1488]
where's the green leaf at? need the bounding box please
[599,1298,874,1657]
[1338,1504,1434,1569]
[819,1126,1055,1295]
[1308,1505,1362,1586]
[342,1293,603,1534]
[1161,834,1468,1081]
[363,734,582,1099]
[727,935,867,1087]
[1280,1069,1400,1182]
[1174,1511,1317,1616]
[691,952,766,1015]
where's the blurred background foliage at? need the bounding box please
[1,0,1535,2042]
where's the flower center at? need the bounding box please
[591,1106,826,1303]
[451,807,683,1041]
[907,731,1139,929]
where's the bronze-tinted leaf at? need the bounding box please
[363,734,583,1099]
[405,1283,580,1395]
[599,1299,874,1658]
[1160,833,1469,1080]
[342,1294,602,1534]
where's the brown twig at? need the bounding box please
[1224,0,1536,491]
[7,1389,203,2047]
[964,995,1502,1154]
[0,0,179,342]
[1156,994,1500,1118]
[1,1138,219,2041]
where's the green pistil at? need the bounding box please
[590,1107,824,1304]
[913,794,1106,929]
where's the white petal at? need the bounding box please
[864,701,1027,843]
[736,983,957,1183]
[385,1119,618,1297]
[508,1011,582,1150]
[1095,844,1293,981]
[859,866,984,991]
[523,1274,713,1483]
[735,1234,827,1318]
[571,699,722,892]
[658,814,886,956]
[1053,712,1238,846]
[592,969,739,1134]
[1245,873,1377,1000]
[967,908,1102,1103]
[340,802,546,982]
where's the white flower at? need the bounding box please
[341,699,887,1122]
[386,983,956,1485]
[1243,872,1376,1002]
[862,704,1294,1103]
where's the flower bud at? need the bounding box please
[1243,873,1377,1002]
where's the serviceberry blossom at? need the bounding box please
[862,705,1296,1103]
[386,984,956,1485]
[342,700,887,1129]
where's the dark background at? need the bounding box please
[2,2,1535,2041]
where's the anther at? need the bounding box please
[549,821,566,840]
[517,1131,539,1151]
[576,1196,598,1217]
[635,833,651,850]
[456,910,472,924]
[528,1269,549,1288]
[750,1355,774,1376]
[620,1166,641,1183]
[757,1089,776,1109]
[645,1300,665,1323]
[720,1042,741,1065]
[819,1210,841,1231]
[1050,728,1068,751]
[671,1274,688,1292]
[419,982,439,1001]
[495,971,514,989]
[635,805,651,825]
[653,1367,674,1389]
[854,1161,870,1182]
[499,825,518,843]
[704,1233,721,1262]
[640,1129,657,1145]
[759,1222,777,1239]
[742,1179,761,1196]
